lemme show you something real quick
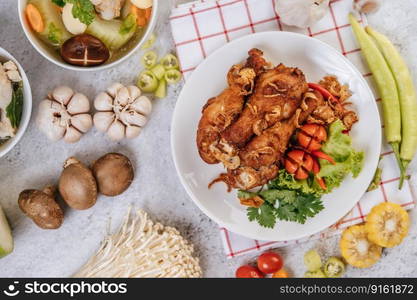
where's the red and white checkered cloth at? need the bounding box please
[169,0,416,258]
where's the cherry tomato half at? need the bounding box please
[272,268,290,278]
[285,150,314,180]
[235,265,264,278]
[257,252,284,274]
[297,124,327,151]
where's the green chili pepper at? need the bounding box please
[137,70,158,93]
[349,14,403,185]
[366,26,417,189]
[141,51,158,69]
[323,257,345,278]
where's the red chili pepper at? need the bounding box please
[312,158,320,175]
[312,158,327,190]
[308,83,339,104]
[311,150,336,165]
[316,177,327,190]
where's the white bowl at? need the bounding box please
[0,47,32,158]
[18,0,158,72]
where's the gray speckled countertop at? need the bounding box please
[0,0,416,278]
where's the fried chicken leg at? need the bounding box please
[221,64,308,147]
[196,49,267,167]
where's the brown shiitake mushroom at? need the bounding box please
[18,185,64,229]
[92,153,134,196]
[61,34,110,67]
[59,157,98,210]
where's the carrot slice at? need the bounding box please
[25,4,44,33]
[145,7,152,20]
[132,6,147,26]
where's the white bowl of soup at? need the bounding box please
[18,0,158,71]
[0,47,32,158]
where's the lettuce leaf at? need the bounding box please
[318,120,364,191]
[268,169,323,197]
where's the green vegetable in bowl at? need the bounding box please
[6,82,24,129]
[119,13,137,35]
[28,0,71,46]
[304,249,322,272]
[323,257,345,278]
[65,0,95,25]
[86,16,136,51]
[0,205,13,258]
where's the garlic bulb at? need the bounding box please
[354,0,380,14]
[36,86,93,143]
[93,83,152,141]
[275,0,330,29]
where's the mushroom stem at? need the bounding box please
[42,185,56,197]
[64,157,81,168]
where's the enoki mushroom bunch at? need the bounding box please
[74,209,202,278]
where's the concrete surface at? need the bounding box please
[0,0,416,277]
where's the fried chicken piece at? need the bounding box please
[221,64,308,147]
[196,49,267,166]
[308,76,358,130]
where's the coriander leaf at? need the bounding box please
[247,204,276,228]
[259,189,296,205]
[6,82,24,129]
[120,13,137,35]
[65,0,95,25]
[52,0,65,7]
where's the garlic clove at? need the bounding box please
[71,114,93,133]
[114,86,130,106]
[127,85,141,100]
[52,86,74,105]
[119,111,147,127]
[64,126,83,143]
[93,112,114,132]
[131,96,152,116]
[106,82,124,98]
[67,93,90,114]
[36,100,66,141]
[107,120,125,141]
[126,126,142,139]
[94,92,114,111]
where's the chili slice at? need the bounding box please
[141,51,158,69]
[161,54,179,70]
[164,69,182,85]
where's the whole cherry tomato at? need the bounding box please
[285,150,314,180]
[272,268,290,278]
[235,265,264,278]
[257,252,284,274]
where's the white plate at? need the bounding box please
[171,32,381,241]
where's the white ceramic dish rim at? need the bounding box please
[171,31,382,241]
[0,47,32,158]
[17,0,158,72]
